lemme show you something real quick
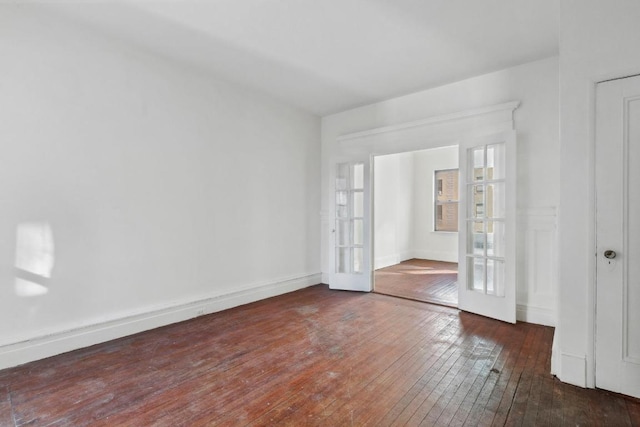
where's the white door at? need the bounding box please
[457,131,517,323]
[595,76,640,399]
[329,159,372,291]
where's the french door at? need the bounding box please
[595,75,640,398]
[329,159,372,291]
[328,132,516,325]
[457,131,517,323]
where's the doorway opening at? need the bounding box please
[372,146,459,308]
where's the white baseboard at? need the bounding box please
[321,272,329,284]
[558,352,587,388]
[374,254,400,270]
[516,304,556,326]
[0,273,321,370]
[374,251,413,270]
[411,250,458,263]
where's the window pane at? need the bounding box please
[336,163,349,190]
[336,191,348,209]
[487,143,505,180]
[337,248,349,273]
[487,259,495,295]
[486,259,505,297]
[353,248,363,273]
[486,221,505,258]
[336,220,349,246]
[435,169,459,232]
[486,183,505,219]
[337,205,348,218]
[352,163,364,190]
[471,147,485,181]
[469,257,485,291]
[468,221,485,255]
[353,219,363,245]
[435,169,459,202]
[353,191,364,218]
[470,185,485,218]
[436,203,458,232]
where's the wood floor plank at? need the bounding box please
[447,324,509,427]
[390,315,491,425]
[423,320,504,426]
[504,327,548,426]
[216,295,447,425]
[584,387,634,427]
[627,397,640,426]
[310,312,451,423]
[309,307,458,425]
[0,285,639,426]
[491,324,541,426]
[0,385,14,427]
[365,316,466,426]
[473,323,530,426]
[548,378,566,425]
[329,315,460,425]
[239,304,440,426]
[375,259,458,307]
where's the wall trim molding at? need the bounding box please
[559,352,587,388]
[0,273,321,370]
[337,101,520,143]
[516,207,558,327]
[373,253,403,270]
[411,250,458,264]
[516,304,555,327]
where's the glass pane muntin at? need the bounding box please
[335,162,365,275]
[466,143,506,296]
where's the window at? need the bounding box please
[434,169,459,232]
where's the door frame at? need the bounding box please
[330,101,520,301]
[370,147,460,298]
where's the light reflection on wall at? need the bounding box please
[14,222,55,297]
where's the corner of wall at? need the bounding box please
[551,330,561,377]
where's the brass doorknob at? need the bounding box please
[604,250,617,259]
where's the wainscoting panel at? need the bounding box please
[517,207,558,326]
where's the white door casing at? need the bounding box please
[329,158,372,291]
[595,76,640,399]
[458,131,517,323]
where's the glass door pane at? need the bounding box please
[335,162,365,274]
[466,143,506,297]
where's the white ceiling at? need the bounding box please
[47,0,559,116]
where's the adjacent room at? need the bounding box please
[2,0,640,425]
[373,147,459,307]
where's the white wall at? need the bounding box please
[322,56,559,326]
[0,5,320,368]
[556,0,640,388]
[412,147,459,263]
[373,152,414,269]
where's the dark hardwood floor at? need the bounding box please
[1,285,638,426]
[375,259,458,307]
